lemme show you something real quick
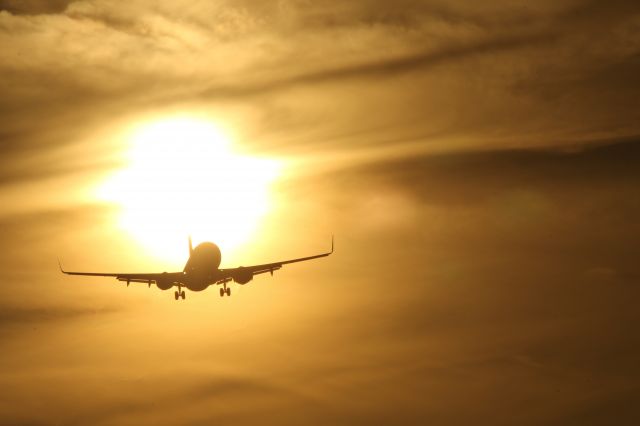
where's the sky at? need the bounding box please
[1,1,639,424]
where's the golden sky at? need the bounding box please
[1,1,639,425]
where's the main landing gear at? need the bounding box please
[219,285,231,297]
[174,288,186,300]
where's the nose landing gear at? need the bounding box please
[174,287,186,300]
[219,284,231,297]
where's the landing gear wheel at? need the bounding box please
[226,287,231,297]
[174,291,179,300]
[219,288,225,297]
[181,291,186,300]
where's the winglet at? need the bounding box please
[331,234,334,254]
[57,257,66,274]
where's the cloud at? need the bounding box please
[554,387,640,426]
[0,305,116,330]
[185,376,305,400]
[40,374,316,426]
[0,0,73,15]
[337,136,640,206]
[0,4,639,424]
[1,0,639,164]
[196,32,557,99]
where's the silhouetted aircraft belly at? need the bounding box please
[183,242,221,292]
[59,236,333,300]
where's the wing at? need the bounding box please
[217,236,334,285]
[58,260,184,286]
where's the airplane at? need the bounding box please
[59,236,333,300]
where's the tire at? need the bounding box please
[219,288,224,297]
[174,291,179,300]
[181,291,186,299]
[226,287,231,297]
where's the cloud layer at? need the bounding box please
[1,1,639,425]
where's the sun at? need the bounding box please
[97,116,282,262]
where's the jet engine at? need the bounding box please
[233,268,253,284]
[156,273,173,290]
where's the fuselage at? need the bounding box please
[182,242,222,291]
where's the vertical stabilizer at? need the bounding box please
[188,236,194,256]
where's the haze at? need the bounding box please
[1,1,639,425]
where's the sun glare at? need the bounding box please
[97,116,282,262]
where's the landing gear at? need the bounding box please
[175,287,186,300]
[219,284,232,297]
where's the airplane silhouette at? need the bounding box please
[60,236,333,300]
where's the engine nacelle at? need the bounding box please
[156,272,173,290]
[233,268,253,285]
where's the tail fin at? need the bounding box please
[188,236,194,256]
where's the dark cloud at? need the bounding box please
[554,388,640,426]
[0,305,116,329]
[0,0,72,15]
[339,136,640,206]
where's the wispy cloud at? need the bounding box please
[0,305,117,330]
[1,2,640,425]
